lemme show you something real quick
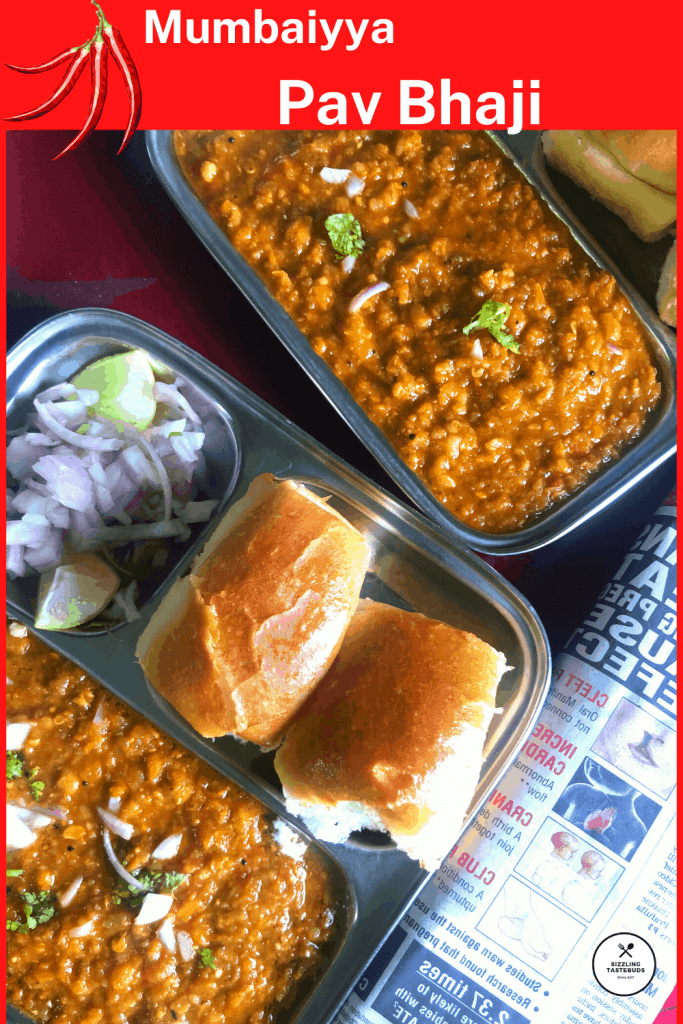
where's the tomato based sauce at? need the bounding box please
[174,130,661,533]
[6,623,336,1024]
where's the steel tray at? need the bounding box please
[6,308,551,1024]
[145,129,677,556]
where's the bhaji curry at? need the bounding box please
[174,130,661,533]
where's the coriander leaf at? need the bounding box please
[325,213,365,259]
[28,770,45,801]
[8,890,58,934]
[6,869,23,877]
[463,300,520,353]
[111,867,187,909]
[6,751,23,780]
[198,948,216,970]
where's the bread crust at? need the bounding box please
[275,599,506,868]
[590,130,677,195]
[136,475,369,746]
[543,131,677,242]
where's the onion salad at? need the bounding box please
[6,350,219,630]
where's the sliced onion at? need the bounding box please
[94,521,186,543]
[135,893,174,926]
[113,582,140,623]
[6,721,33,749]
[153,383,201,429]
[102,828,149,891]
[93,701,106,727]
[34,399,123,452]
[320,167,350,183]
[608,344,623,354]
[341,256,356,274]
[177,930,195,962]
[346,174,365,197]
[158,917,176,952]
[70,919,95,937]
[121,427,171,523]
[348,281,390,313]
[60,875,84,907]
[33,805,68,822]
[97,807,134,841]
[404,199,419,219]
[151,834,182,860]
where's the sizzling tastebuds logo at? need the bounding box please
[592,932,656,996]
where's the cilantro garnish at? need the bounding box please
[28,768,45,801]
[198,948,216,970]
[463,300,519,353]
[110,867,188,909]
[6,869,23,878]
[7,890,58,934]
[324,213,365,259]
[6,751,23,780]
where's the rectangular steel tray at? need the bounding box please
[6,308,551,1024]
[146,129,677,556]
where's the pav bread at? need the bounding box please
[657,239,677,328]
[542,130,677,242]
[136,475,369,746]
[275,599,507,870]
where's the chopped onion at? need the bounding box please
[345,174,365,197]
[107,795,121,813]
[70,919,95,937]
[320,167,350,183]
[348,281,390,313]
[151,834,183,860]
[471,340,484,360]
[97,807,134,841]
[135,893,174,926]
[60,875,84,907]
[6,805,37,849]
[341,256,356,274]
[176,500,218,524]
[7,545,26,577]
[158,917,176,952]
[102,828,149,891]
[177,930,195,962]
[6,721,33,749]
[93,701,106,727]
[608,344,623,354]
[404,199,419,219]
[8,622,28,639]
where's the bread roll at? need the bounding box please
[275,599,507,870]
[136,475,369,746]
[657,239,677,328]
[543,130,677,242]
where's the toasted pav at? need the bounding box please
[137,475,369,747]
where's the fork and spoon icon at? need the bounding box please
[618,942,635,958]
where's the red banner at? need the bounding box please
[1,0,679,130]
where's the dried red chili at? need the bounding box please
[5,42,91,75]
[5,0,142,158]
[5,42,93,121]
[53,27,108,161]
[92,1,142,154]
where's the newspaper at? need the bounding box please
[333,495,677,1024]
